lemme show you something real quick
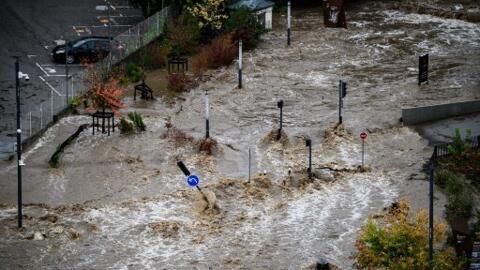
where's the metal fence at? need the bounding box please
[430,135,480,162]
[5,7,169,152]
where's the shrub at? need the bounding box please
[225,7,265,49]
[447,128,472,157]
[198,137,219,155]
[167,73,187,93]
[142,42,170,69]
[445,174,473,222]
[207,35,236,68]
[355,199,465,269]
[128,111,146,132]
[69,96,81,110]
[446,191,473,222]
[166,15,201,56]
[192,34,236,75]
[126,62,144,83]
[119,117,134,135]
[435,169,455,188]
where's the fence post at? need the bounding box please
[29,112,32,137]
[71,75,74,98]
[40,105,43,129]
[156,11,160,36]
[50,89,53,120]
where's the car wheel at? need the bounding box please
[66,55,75,64]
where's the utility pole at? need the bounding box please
[15,57,23,228]
[287,1,291,46]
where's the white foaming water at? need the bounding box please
[280,172,397,268]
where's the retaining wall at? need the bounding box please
[402,100,480,125]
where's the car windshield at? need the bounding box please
[72,40,87,48]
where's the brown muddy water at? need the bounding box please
[0,2,479,269]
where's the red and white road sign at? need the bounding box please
[360,132,367,140]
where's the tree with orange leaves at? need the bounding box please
[82,64,125,114]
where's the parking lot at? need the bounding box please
[0,0,143,157]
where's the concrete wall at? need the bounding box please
[402,100,480,125]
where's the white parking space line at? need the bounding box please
[36,62,49,76]
[74,24,132,28]
[39,76,63,96]
[36,63,82,77]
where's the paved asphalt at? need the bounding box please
[0,0,143,157]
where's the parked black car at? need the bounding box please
[51,36,121,64]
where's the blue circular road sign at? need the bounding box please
[187,175,200,187]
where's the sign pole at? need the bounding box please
[205,91,209,138]
[248,147,251,183]
[306,139,312,179]
[360,132,367,169]
[287,1,291,46]
[362,139,364,168]
[238,40,243,89]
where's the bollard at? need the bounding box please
[238,40,243,89]
[205,91,210,138]
[306,139,312,179]
[277,100,284,140]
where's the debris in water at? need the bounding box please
[68,229,81,240]
[323,123,352,146]
[261,129,289,146]
[197,137,220,156]
[39,214,58,223]
[147,220,182,238]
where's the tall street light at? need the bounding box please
[14,57,28,228]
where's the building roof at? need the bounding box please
[228,0,274,11]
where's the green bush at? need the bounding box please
[435,169,455,189]
[119,117,135,135]
[446,191,473,222]
[128,111,146,132]
[447,128,472,156]
[444,173,473,222]
[166,14,201,56]
[225,7,266,49]
[126,62,144,83]
[142,42,170,69]
[69,96,81,110]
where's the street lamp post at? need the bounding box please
[14,58,23,228]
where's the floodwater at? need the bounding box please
[0,2,479,269]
